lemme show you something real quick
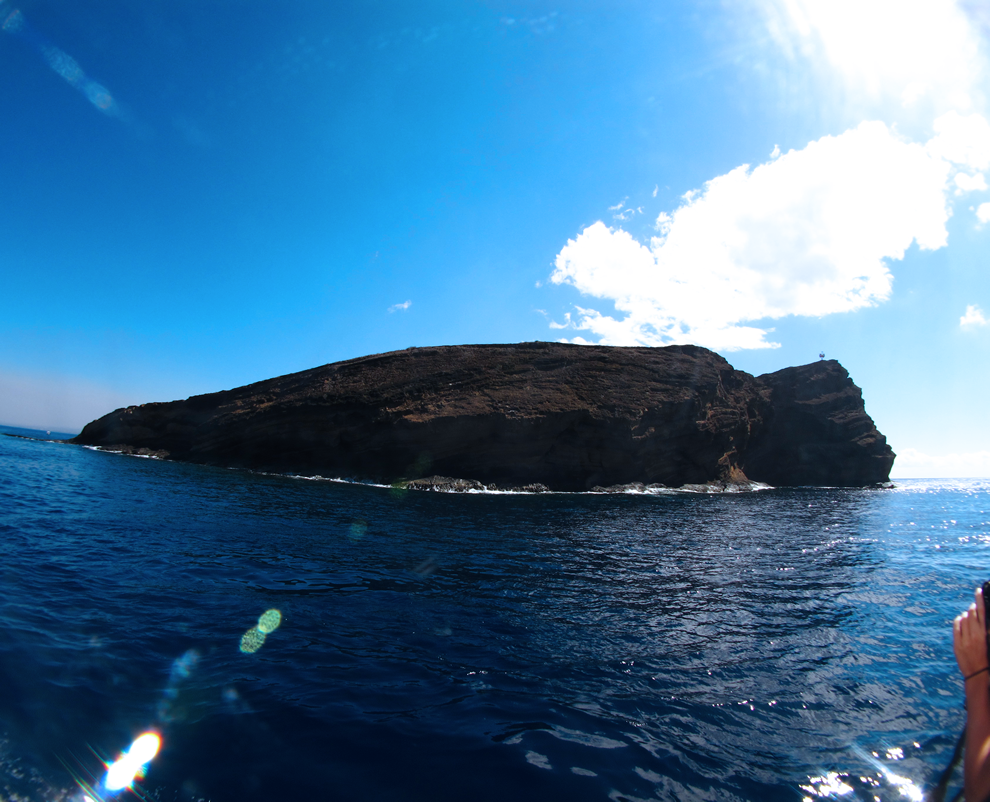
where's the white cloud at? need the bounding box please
[761,0,987,112]
[960,304,988,328]
[977,202,990,224]
[550,119,975,350]
[388,300,412,313]
[927,110,990,170]
[891,447,990,478]
[955,172,988,193]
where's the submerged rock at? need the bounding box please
[72,342,895,489]
[88,444,170,459]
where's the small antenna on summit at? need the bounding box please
[819,352,825,361]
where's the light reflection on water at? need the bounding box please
[797,745,927,802]
[0,430,986,801]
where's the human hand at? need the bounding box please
[954,586,990,679]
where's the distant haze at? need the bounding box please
[0,372,136,435]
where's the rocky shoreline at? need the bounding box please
[73,451,783,494]
[398,475,774,494]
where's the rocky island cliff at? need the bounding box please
[71,343,894,490]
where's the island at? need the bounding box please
[71,342,895,490]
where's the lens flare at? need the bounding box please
[240,609,282,653]
[240,627,265,653]
[0,2,127,120]
[104,732,160,792]
[257,608,282,634]
[348,519,368,540]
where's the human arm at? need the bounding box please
[954,586,990,802]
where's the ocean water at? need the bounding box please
[0,425,987,802]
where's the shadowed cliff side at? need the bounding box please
[71,343,895,489]
[741,360,894,486]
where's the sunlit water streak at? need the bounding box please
[0,426,987,801]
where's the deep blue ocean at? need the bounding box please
[1,424,987,802]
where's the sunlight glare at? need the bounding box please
[771,0,983,109]
[847,744,925,802]
[800,771,854,797]
[104,732,161,792]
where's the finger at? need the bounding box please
[962,610,980,644]
[978,587,986,627]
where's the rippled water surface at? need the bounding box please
[1,426,988,801]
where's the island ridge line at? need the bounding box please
[71,342,895,490]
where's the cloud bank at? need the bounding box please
[550,114,990,350]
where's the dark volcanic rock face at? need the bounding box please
[72,343,894,489]
[740,360,894,486]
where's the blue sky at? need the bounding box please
[1,0,989,478]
